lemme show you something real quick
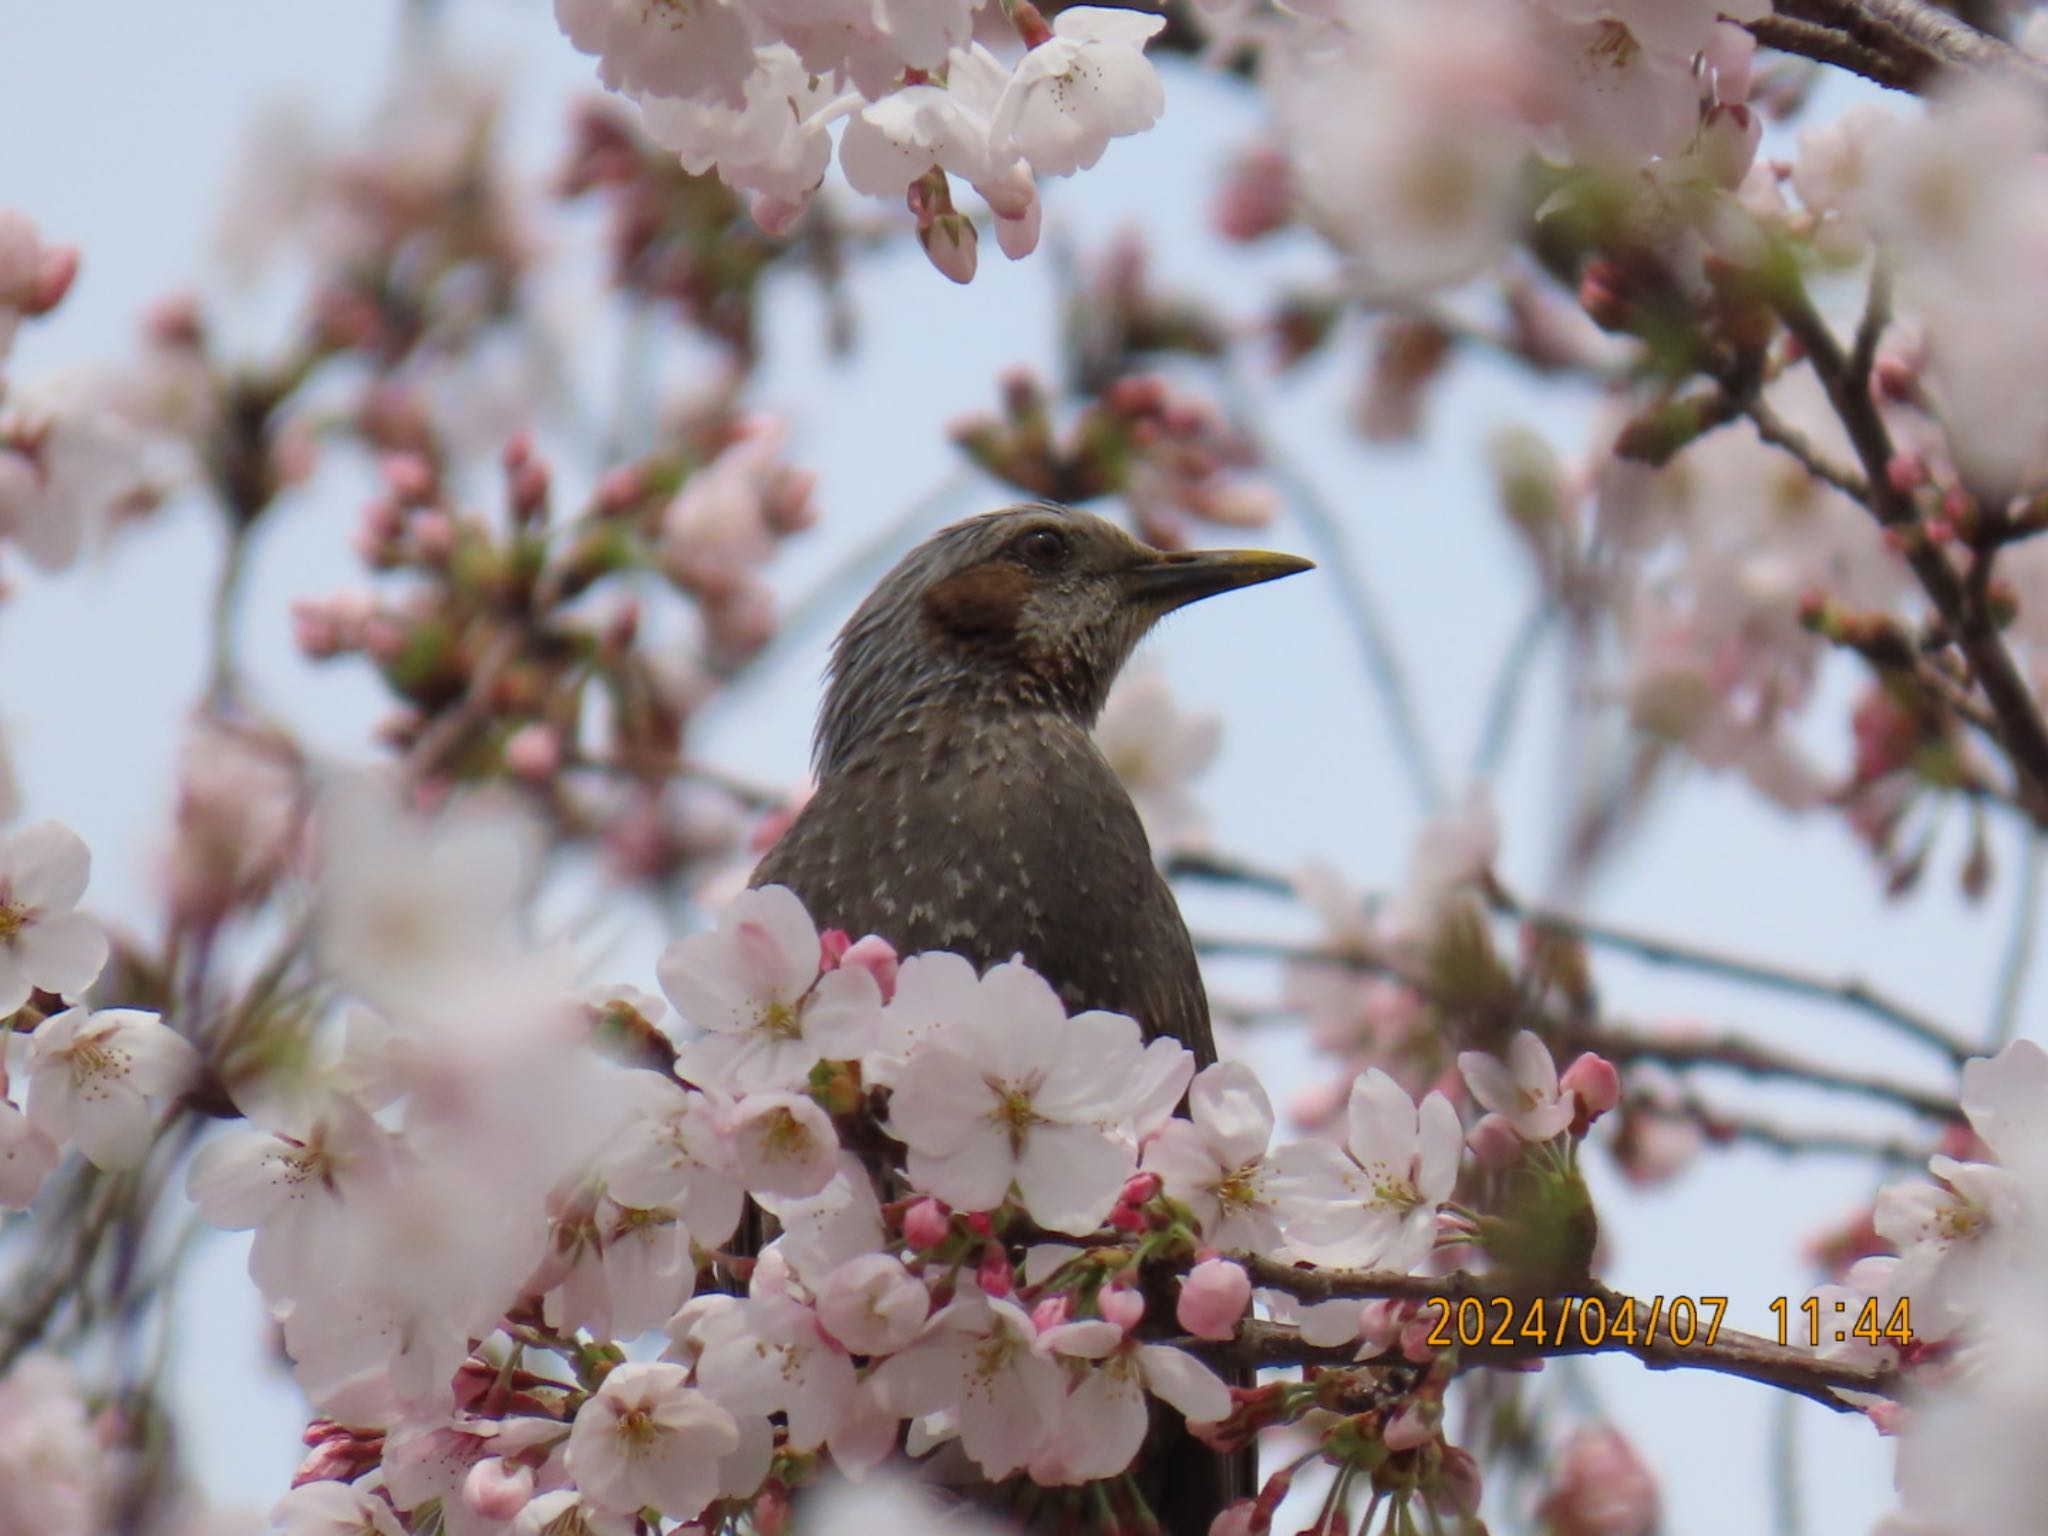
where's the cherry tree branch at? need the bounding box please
[1770,279,2048,827]
[1222,1256,1898,1411]
[1749,0,2048,92]
[1171,849,1977,1063]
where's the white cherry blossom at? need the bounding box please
[0,1095,58,1209]
[269,1480,409,1536]
[990,8,1166,178]
[565,1361,741,1520]
[1031,1324,1231,1485]
[659,884,884,1093]
[817,1251,929,1356]
[886,959,1144,1233]
[695,1291,860,1452]
[0,820,108,1016]
[1460,1030,1577,1142]
[731,1089,840,1197]
[185,1091,399,1303]
[1141,1060,1287,1251]
[1271,1068,1462,1269]
[1093,663,1223,855]
[25,1007,198,1171]
[596,1070,746,1247]
[870,1287,1065,1478]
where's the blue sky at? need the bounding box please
[1,4,2027,1530]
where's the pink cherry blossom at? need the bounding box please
[269,1480,408,1536]
[540,1197,698,1342]
[26,1007,199,1171]
[660,884,884,1093]
[885,959,1145,1234]
[596,1070,746,1249]
[565,1361,741,1520]
[0,1095,58,1208]
[695,1292,860,1452]
[1030,1324,1232,1485]
[870,1287,1065,1479]
[1177,1257,1251,1341]
[1459,1030,1577,1142]
[839,43,1032,213]
[0,820,109,1016]
[1271,1068,1463,1269]
[1141,1060,1288,1251]
[816,1252,929,1355]
[1093,663,1223,855]
[1538,1422,1662,1536]
[0,1354,106,1536]
[731,1089,840,1197]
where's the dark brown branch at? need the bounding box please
[1218,1257,1899,1411]
[1771,282,2048,827]
[1580,1020,1963,1122]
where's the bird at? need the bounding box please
[751,501,1312,1532]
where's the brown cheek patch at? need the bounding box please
[923,560,1033,656]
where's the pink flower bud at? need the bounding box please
[26,244,80,316]
[1100,1284,1147,1332]
[379,453,436,504]
[976,1242,1014,1298]
[1561,1052,1621,1121]
[838,933,900,1001]
[997,198,1043,261]
[1176,1258,1249,1340]
[750,191,810,238]
[1467,1111,1524,1169]
[1886,452,1927,494]
[504,723,562,783]
[818,928,852,970]
[1121,1172,1162,1206]
[1208,1501,1264,1536]
[463,1458,534,1522]
[920,215,978,285]
[597,464,647,514]
[1032,1294,1071,1333]
[903,1198,950,1249]
[1538,1425,1659,1536]
[1383,1399,1433,1453]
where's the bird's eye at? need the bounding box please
[1014,526,1071,570]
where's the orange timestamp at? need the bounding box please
[1422,1294,1729,1349]
[1770,1294,1915,1348]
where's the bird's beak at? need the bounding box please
[1124,546,1316,612]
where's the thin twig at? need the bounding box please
[1470,601,1555,781]
[1220,1257,1897,1411]
[1772,280,2048,826]
[1746,14,1926,90]
[1989,828,2045,1049]
[1491,884,1977,1064]
[1581,1020,1962,1122]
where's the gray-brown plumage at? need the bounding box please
[751,501,1311,1532]
[755,502,1309,1063]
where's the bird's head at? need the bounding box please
[816,503,1312,771]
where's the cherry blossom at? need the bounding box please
[1141,1060,1288,1252]
[730,1089,840,1197]
[185,1091,399,1303]
[658,884,884,1093]
[539,1196,698,1342]
[0,820,109,1017]
[269,1480,409,1536]
[870,1286,1065,1478]
[1031,1320,1232,1485]
[885,959,1145,1233]
[564,1360,740,1520]
[0,1354,105,1536]
[25,1007,198,1171]
[0,1095,58,1208]
[816,1251,930,1356]
[990,8,1166,179]
[1460,1030,1577,1142]
[695,1291,861,1453]
[839,43,1033,216]
[1093,663,1223,855]
[595,1071,746,1248]
[1271,1067,1462,1269]
[0,209,79,362]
